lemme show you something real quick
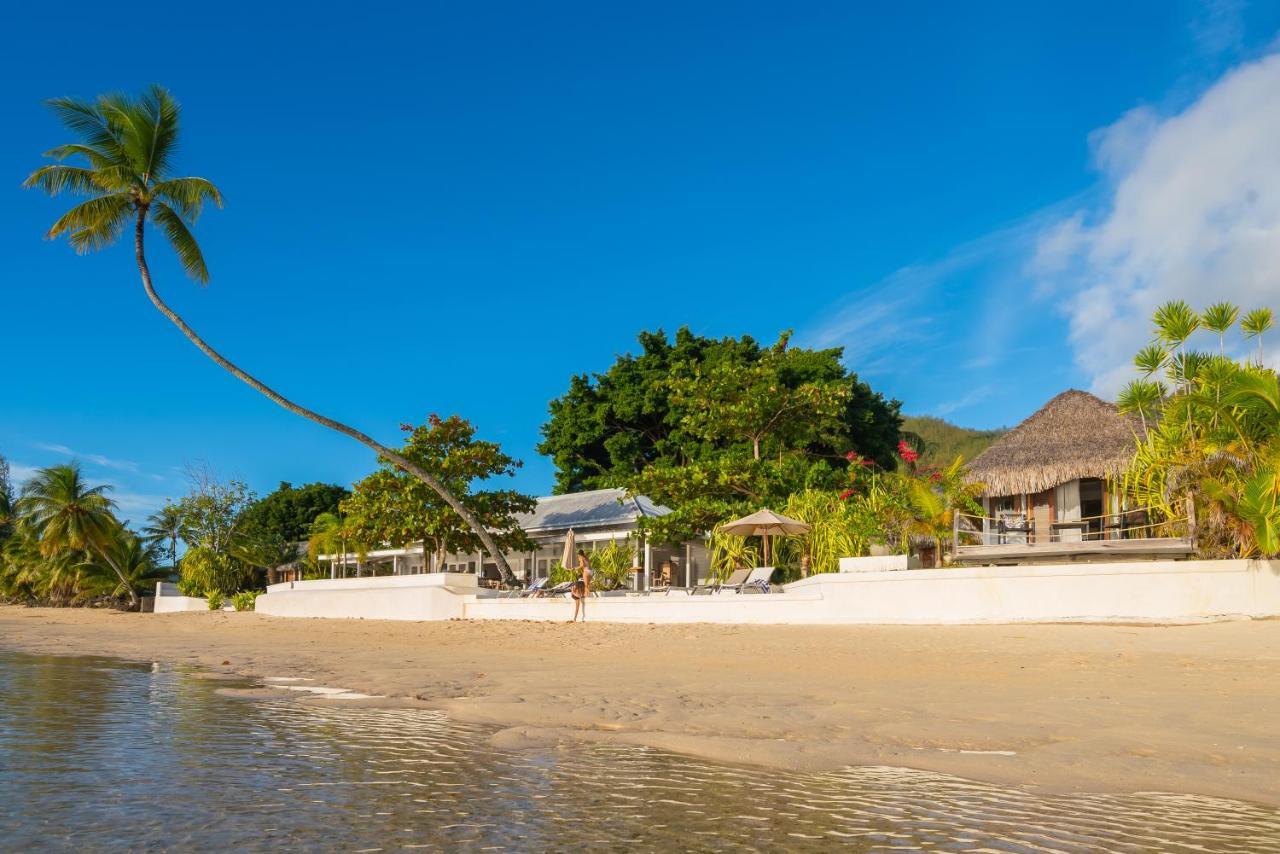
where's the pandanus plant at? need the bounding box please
[25,86,518,585]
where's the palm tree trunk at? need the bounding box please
[132,210,518,585]
[96,545,139,609]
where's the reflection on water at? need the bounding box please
[1,649,1278,852]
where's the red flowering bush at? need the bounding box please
[897,440,920,464]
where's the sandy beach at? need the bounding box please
[1,606,1277,807]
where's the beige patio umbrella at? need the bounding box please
[560,528,576,575]
[720,509,810,567]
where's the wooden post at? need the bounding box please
[1185,494,1197,545]
[952,510,960,555]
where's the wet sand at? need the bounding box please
[1,606,1277,806]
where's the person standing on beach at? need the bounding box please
[570,548,592,622]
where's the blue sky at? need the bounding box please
[4,1,1280,519]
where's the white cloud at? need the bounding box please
[34,442,139,473]
[1036,51,1280,395]
[7,462,41,488]
[1190,0,1245,59]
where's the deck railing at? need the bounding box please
[953,497,1195,553]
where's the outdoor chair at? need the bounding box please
[513,577,549,598]
[730,566,776,594]
[705,568,751,594]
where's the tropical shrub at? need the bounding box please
[586,539,636,590]
[1119,300,1280,558]
[777,490,873,575]
[230,590,260,612]
[181,547,250,597]
[547,560,576,585]
[205,591,225,610]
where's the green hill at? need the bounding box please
[902,415,1006,466]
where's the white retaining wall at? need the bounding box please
[255,572,477,621]
[248,560,1280,625]
[153,595,212,613]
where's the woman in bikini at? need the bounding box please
[570,548,592,622]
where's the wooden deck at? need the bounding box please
[953,537,1196,565]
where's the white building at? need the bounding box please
[321,487,711,590]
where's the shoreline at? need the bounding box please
[2,606,1278,808]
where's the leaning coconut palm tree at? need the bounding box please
[17,463,137,607]
[25,86,517,584]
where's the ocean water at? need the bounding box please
[0,648,1277,852]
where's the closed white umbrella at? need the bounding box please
[720,509,810,566]
[560,528,576,576]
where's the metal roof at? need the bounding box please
[515,488,670,534]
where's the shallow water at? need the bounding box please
[0,649,1277,852]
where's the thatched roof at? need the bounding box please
[965,390,1141,496]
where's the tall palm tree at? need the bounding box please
[24,86,517,585]
[1243,308,1275,364]
[17,463,137,607]
[143,502,184,572]
[1201,301,1239,355]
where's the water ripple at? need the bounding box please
[0,650,1278,852]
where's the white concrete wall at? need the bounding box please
[246,560,1280,626]
[153,595,212,613]
[839,554,917,572]
[784,558,1280,624]
[256,572,476,621]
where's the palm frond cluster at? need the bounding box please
[0,463,166,607]
[1118,300,1280,557]
[23,85,221,281]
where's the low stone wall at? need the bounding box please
[246,560,1280,625]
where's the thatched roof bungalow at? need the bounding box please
[965,390,1143,544]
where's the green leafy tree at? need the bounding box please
[667,332,851,461]
[341,415,535,573]
[25,85,519,584]
[16,463,137,607]
[174,465,264,592]
[237,481,348,566]
[539,327,901,494]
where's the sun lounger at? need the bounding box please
[510,576,549,598]
[723,566,776,594]
[705,568,751,594]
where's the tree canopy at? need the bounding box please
[238,481,348,564]
[341,416,535,571]
[538,328,902,499]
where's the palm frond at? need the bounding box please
[43,142,126,170]
[139,84,180,180]
[153,177,223,221]
[46,193,133,253]
[23,164,105,196]
[45,96,125,158]
[150,201,209,282]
